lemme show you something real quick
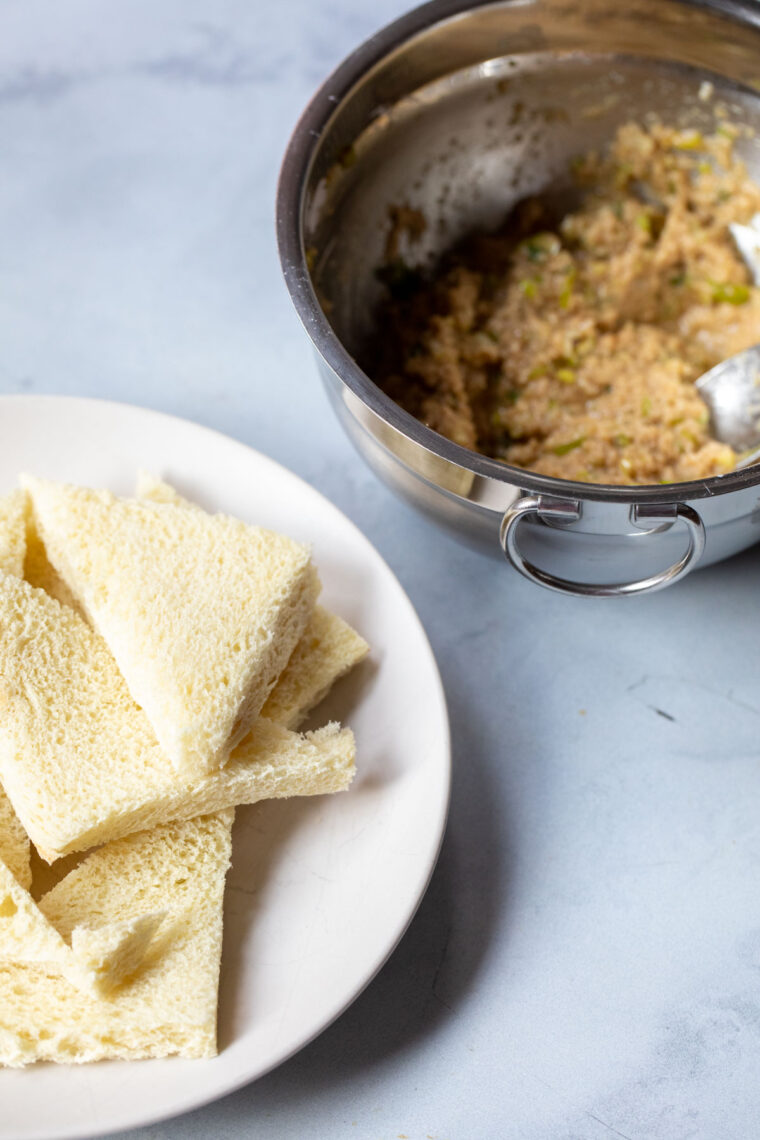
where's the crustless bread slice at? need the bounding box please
[22,476,319,776]
[137,474,370,730]
[0,571,354,862]
[0,811,232,1065]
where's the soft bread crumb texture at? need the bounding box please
[70,913,166,996]
[0,495,32,889]
[22,476,319,775]
[0,855,158,999]
[0,855,79,980]
[0,812,232,1065]
[261,605,369,729]
[24,509,82,614]
[0,567,354,861]
[138,475,370,730]
[28,847,85,901]
[0,791,31,890]
[0,490,28,580]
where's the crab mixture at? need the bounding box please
[375,122,760,484]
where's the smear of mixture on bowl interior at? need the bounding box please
[375,122,760,484]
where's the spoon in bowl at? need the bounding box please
[695,213,760,469]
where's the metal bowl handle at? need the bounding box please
[500,497,706,597]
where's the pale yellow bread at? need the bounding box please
[0,494,32,889]
[0,856,77,980]
[0,796,31,891]
[0,857,160,998]
[24,508,81,613]
[135,469,189,503]
[0,794,31,891]
[29,846,86,900]
[138,474,370,729]
[262,605,369,729]
[0,490,27,579]
[69,913,166,995]
[0,812,232,1066]
[22,475,320,775]
[23,497,360,885]
[0,571,355,861]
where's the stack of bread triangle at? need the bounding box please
[0,475,368,1065]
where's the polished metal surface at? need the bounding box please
[500,498,706,595]
[694,211,760,467]
[277,0,760,596]
[729,213,760,285]
[697,344,760,463]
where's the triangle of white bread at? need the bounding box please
[0,571,355,862]
[0,812,232,1065]
[21,476,319,776]
[0,856,161,998]
[137,475,370,730]
[0,493,32,889]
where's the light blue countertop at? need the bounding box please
[3,2,760,1138]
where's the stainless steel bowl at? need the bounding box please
[277,0,760,596]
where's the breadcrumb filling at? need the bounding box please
[376,122,760,485]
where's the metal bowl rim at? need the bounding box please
[276,0,760,506]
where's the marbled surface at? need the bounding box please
[2,2,760,1138]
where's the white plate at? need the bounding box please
[0,395,451,1140]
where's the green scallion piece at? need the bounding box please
[674,130,704,150]
[711,281,750,305]
[559,268,576,309]
[552,436,585,456]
